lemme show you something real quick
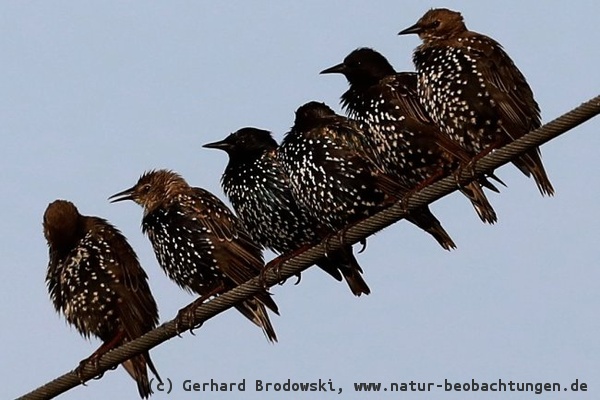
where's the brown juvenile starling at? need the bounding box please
[204,127,370,296]
[278,101,456,250]
[43,200,160,399]
[399,8,554,196]
[321,47,499,224]
[109,169,279,342]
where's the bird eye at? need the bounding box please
[430,20,441,29]
[141,184,151,193]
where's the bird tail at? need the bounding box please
[236,298,278,343]
[314,259,344,282]
[512,148,555,196]
[329,246,371,296]
[459,182,498,224]
[340,263,371,297]
[484,173,507,191]
[121,350,161,399]
[406,206,457,250]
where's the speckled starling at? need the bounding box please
[43,200,160,399]
[109,169,279,342]
[321,47,498,224]
[204,127,371,296]
[278,101,456,250]
[399,8,554,196]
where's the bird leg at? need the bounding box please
[402,168,447,208]
[75,330,125,384]
[263,245,311,286]
[454,142,502,188]
[324,230,342,257]
[423,165,453,206]
[175,285,225,335]
[323,222,356,257]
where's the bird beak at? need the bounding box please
[320,62,346,75]
[398,23,421,35]
[108,187,135,203]
[203,139,230,150]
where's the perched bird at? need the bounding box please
[43,200,160,398]
[278,101,456,250]
[204,127,370,296]
[398,8,554,196]
[321,47,498,224]
[109,169,279,342]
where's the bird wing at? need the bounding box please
[187,188,241,241]
[45,249,65,314]
[382,74,472,164]
[186,188,266,282]
[471,35,541,137]
[382,73,432,124]
[91,219,159,340]
[325,121,410,197]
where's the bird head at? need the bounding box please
[320,47,396,86]
[109,169,188,215]
[43,199,82,250]
[203,127,278,159]
[398,8,467,43]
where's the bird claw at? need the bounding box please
[263,256,292,286]
[357,238,368,254]
[175,303,203,336]
[293,273,302,285]
[75,354,104,385]
[456,146,495,186]
[188,321,204,335]
[92,370,106,380]
[75,365,88,386]
[262,243,313,287]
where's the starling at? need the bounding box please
[204,127,371,296]
[109,169,279,342]
[278,101,456,250]
[321,47,498,224]
[399,8,554,196]
[43,200,160,399]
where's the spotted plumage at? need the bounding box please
[204,127,370,296]
[321,47,498,224]
[399,8,554,195]
[43,200,160,399]
[110,169,278,342]
[279,101,456,250]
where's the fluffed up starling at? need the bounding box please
[278,101,456,250]
[43,200,160,398]
[110,169,279,342]
[321,47,499,224]
[399,8,554,196]
[204,127,371,296]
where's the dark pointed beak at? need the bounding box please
[398,23,421,35]
[108,187,135,203]
[203,139,231,150]
[320,62,346,75]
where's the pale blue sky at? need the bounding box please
[1,2,599,399]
